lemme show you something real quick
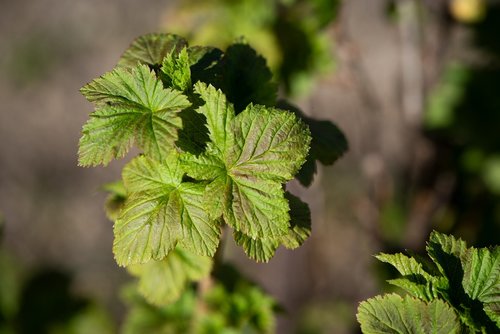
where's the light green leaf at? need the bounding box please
[118,33,188,68]
[232,193,311,261]
[193,82,234,154]
[228,104,311,182]
[128,247,212,306]
[222,177,289,239]
[376,253,443,301]
[189,83,311,242]
[357,294,461,334]
[462,246,500,327]
[376,253,433,278]
[79,64,191,165]
[233,231,279,263]
[162,48,191,91]
[113,156,220,266]
[122,153,183,192]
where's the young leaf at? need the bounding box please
[184,83,311,241]
[161,48,191,91]
[426,231,468,297]
[376,253,444,301]
[79,64,191,165]
[113,154,221,266]
[376,253,434,278]
[357,294,461,334]
[128,247,212,306]
[233,231,280,263]
[118,33,188,68]
[461,247,500,327]
[232,193,311,262]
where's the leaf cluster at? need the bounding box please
[357,231,500,333]
[79,32,347,308]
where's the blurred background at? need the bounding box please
[1,0,499,333]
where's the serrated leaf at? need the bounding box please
[357,294,461,334]
[187,83,311,241]
[79,65,191,165]
[377,253,434,278]
[193,82,234,153]
[233,231,279,263]
[161,48,191,91]
[462,246,500,327]
[426,231,468,287]
[376,253,443,301]
[118,33,188,68]
[113,155,220,266]
[232,193,311,262]
[128,247,212,306]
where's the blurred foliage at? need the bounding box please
[122,264,278,334]
[164,0,340,96]
[423,2,500,245]
[295,301,356,334]
[0,257,114,334]
[2,28,80,87]
[0,220,114,334]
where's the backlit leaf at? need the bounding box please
[79,64,190,165]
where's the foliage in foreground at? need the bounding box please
[79,32,347,332]
[357,231,499,333]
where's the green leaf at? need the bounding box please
[186,83,311,242]
[462,246,500,327]
[233,231,279,263]
[193,82,234,153]
[357,294,461,334]
[113,154,220,266]
[79,64,191,165]
[232,193,311,262]
[376,253,443,301]
[161,48,191,91]
[118,33,188,68]
[377,253,430,277]
[426,231,468,285]
[128,247,212,306]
